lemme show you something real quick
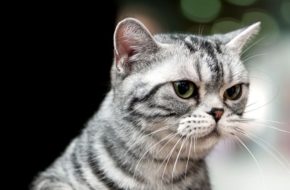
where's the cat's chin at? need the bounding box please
[189,130,220,159]
[198,131,220,147]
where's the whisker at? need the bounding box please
[241,37,266,56]
[250,119,285,125]
[260,125,290,134]
[133,133,175,179]
[249,75,274,82]
[198,25,205,36]
[227,119,253,123]
[245,102,257,108]
[234,135,267,190]
[238,130,290,173]
[172,138,186,182]
[147,133,180,181]
[121,103,181,154]
[239,118,285,125]
[234,119,290,134]
[249,132,290,168]
[125,126,170,156]
[193,136,196,157]
[244,80,281,114]
[155,133,179,156]
[161,137,182,180]
[152,133,179,168]
[246,122,290,134]
[243,53,267,63]
[185,136,192,179]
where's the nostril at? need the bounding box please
[208,108,224,122]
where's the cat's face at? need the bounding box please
[112,18,260,158]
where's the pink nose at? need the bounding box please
[208,108,224,122]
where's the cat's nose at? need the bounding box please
[208,108,224,122]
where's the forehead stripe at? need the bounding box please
[184,41,197,52]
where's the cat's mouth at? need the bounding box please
[198,128,220,140]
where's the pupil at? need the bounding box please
[178,82,189,95]
[227,86,236,97]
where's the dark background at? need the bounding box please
[12,2,117,189]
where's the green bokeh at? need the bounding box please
[211,10,280,43]
[181,0,221,23]
[211,19,241,33]
[226,0,258,6]
[281,1,290,24]
[243,11,279,42]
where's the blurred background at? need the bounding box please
[114,0,290,189]
[20,0,289,189]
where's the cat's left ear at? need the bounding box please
[225,22,261,54]
[113,18,158,73]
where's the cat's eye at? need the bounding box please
[173,81,196,99]
[224,84,243,100]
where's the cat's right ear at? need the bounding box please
[113,18,158,74]
[225,22,261,54]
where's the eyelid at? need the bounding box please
[170,79,200,87]
[235,82,247,86]
[220,83,248,98]
[171,78,194,82]
[227,83,248,89]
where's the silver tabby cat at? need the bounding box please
[32,18,260,190]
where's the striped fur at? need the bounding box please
[32,18,260,190]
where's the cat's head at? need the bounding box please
[111,18,260,158]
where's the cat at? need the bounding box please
[32,18,260,190]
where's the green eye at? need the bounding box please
[224,84,243,100]
[173,81,196,99]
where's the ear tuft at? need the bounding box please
[113,18,157,73]
[226,22,261,54]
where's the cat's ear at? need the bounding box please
[113,18,158,73]
[225,22,261,54]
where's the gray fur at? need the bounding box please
[32,18,260,190]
